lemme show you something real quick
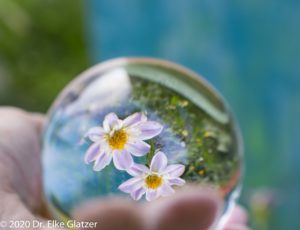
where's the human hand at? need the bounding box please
[0,107,248,230]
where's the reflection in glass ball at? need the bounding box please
[42,58,243,227]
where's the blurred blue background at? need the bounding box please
[0,0,299,229]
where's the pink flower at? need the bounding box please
[119,152,186,201]
[84,112,163,171]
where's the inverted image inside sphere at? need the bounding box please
[42,58,242,224]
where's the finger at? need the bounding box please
[0,107,57,229]
[28,112,46,134]
[0,107,43,212]
[0,106,46,135]
[223,224,250,230]
[0,191,61,230]
[224,205,248,229]
[72,198,144,230]
[144,187,222,230]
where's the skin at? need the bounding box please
[0,107,248,230]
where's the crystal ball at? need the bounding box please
[42,58,243,225]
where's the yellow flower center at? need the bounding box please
[145,174,163,189]
[107,129,128,150]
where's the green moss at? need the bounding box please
[131,77,240,186]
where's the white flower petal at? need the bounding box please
[138,121,163,140]
[163,164,185,177]
[123,112,147,127]
[84,143,101,164]
[127,163,149,177]
[103,113,121,132]
[131,187,146,201]
[93,152,112,171]
[146,189,160,201]
[113,150,134,170]
[85,127,106,142]
[159,183,175,197]
[125,140,150,156]
[150,151,168,172]
[168,178,186,186]
[118,177,143,193]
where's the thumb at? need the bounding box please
[72,198,144,230]
[144,187,222,230]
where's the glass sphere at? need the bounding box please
[42,58,243,226]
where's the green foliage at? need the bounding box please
[131,77,240,187]
[0,0,89,112]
